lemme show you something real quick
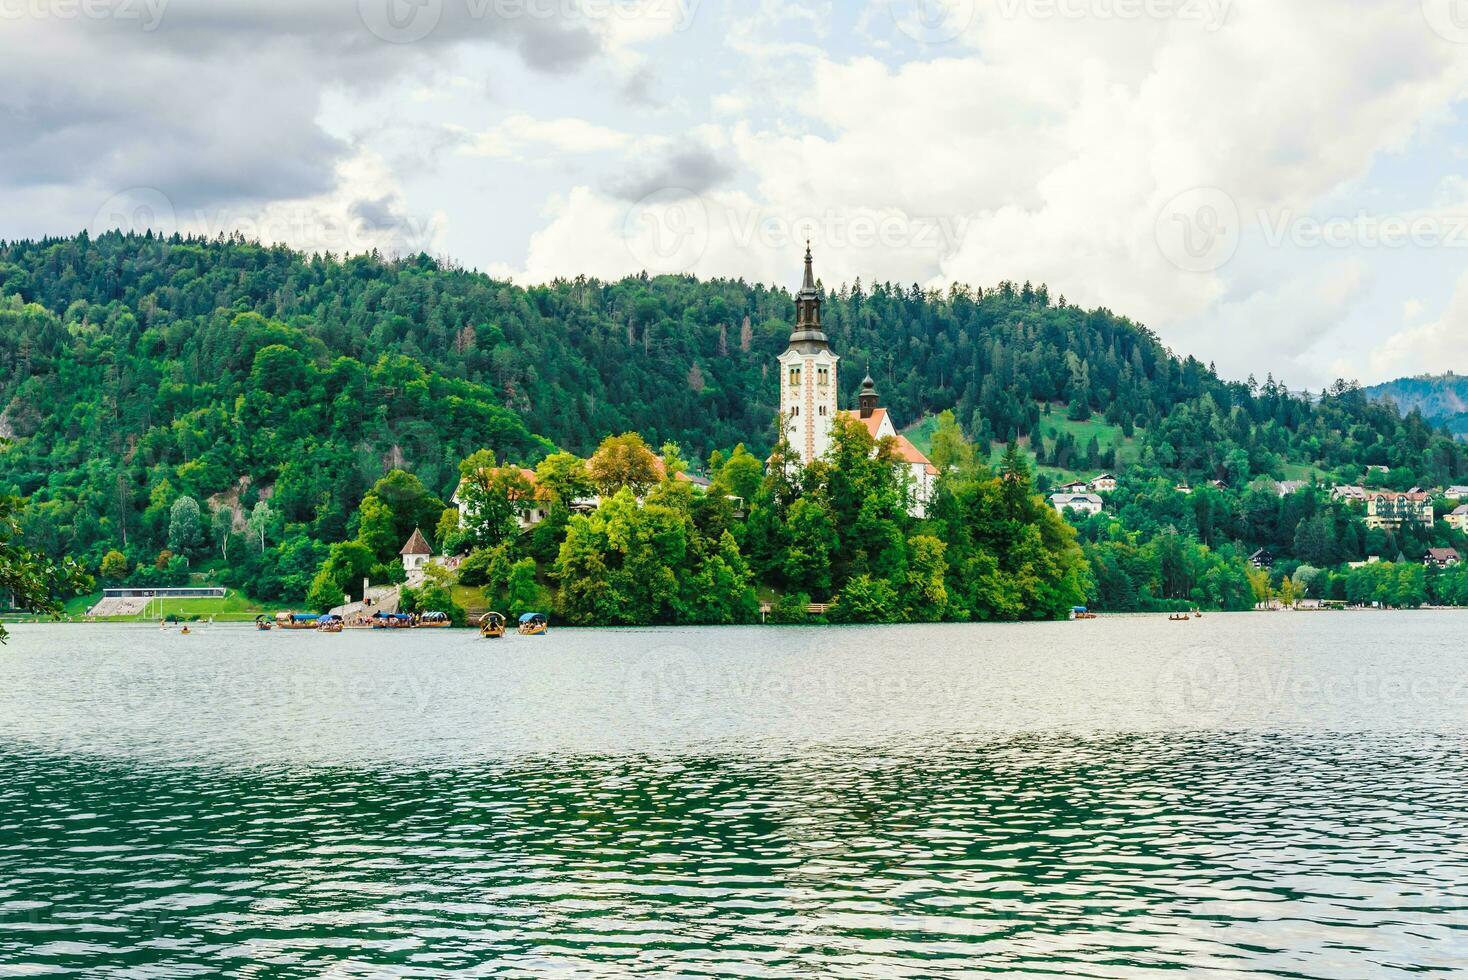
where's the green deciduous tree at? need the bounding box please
[587,433,662,498]
[167,496,203,557]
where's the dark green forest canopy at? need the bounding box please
[1,231,1464,573]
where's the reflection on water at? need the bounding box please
[1,617,1467,977]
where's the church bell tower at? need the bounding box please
[778,244,839,465]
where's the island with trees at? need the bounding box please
[4,232,1468,624]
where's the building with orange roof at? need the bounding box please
[1364,490,1434,530]
[774,246,937,517]
[448,459,703,537]
[836,373,939,517]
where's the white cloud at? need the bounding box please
[9,0,1468,387]
[505,0,1468,386]
[461,114,634,157]
[1369,268,1468,379]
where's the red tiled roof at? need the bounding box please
[836,408,935,473]
[892,434,937,474]
[838,408,889,439]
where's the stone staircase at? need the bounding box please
[330,585,401,620]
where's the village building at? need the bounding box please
[449,459,700,534]
[1050,492,1103,517]
[1250,548,1275,569]
[1175,483,1193,496]
[400,528,432,580]
[1055,480,1090,494]
[1332,484,1366,503]
[1425,547,1461,569]
[1088,473,1117,493]
[1274,480,1308,497]
[1446,485,1468,501]
[1446,504,1468,531]
[1364,490,1434,530]
[449,467,562,532]
[779,246,936,517]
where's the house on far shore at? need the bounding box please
[1332,484,1366,502]
[1365,490,1435,530]
[401,528,433,581]
[1446,504,1468,532]
[1208,479,1229,490]
[448,459,702,536]
[1425,547,1462,569]
[1250,548,1275,569]
[1050,492,1104,518]
[1088,473,1117,493]
[1054,480,1090,494]
[1175,483,1193,496]
[1274,480,1308,497]
[1446,485,1468,501]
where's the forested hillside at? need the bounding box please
[4,231,1468,616]
[1365,373,1468,437]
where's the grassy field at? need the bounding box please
[60,591,291,622]
[450,584,485,614]
[903,404,1144,486]
[1279,461,1334,482]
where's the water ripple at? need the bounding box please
[0,619,1466,976]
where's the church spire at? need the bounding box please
[787,243,829,354]
[859,367,878,419]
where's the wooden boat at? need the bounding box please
[518,612,549,636]
[255,615,274,632]
[1168,613,1191,622]
[276,612,321,631]
[1071,606,1097,620]
[417,611,452,629]
[317,615,344,633]
[180,626,191,635]
[480,612,506,639]
[370,612,414,630]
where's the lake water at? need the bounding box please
[1,615,1466,977]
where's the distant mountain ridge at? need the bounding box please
[1364,373,1468,437]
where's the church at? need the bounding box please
[778,246,938,517]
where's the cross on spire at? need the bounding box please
[786,243,828,353]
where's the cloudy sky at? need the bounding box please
[4,0,1468,388]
